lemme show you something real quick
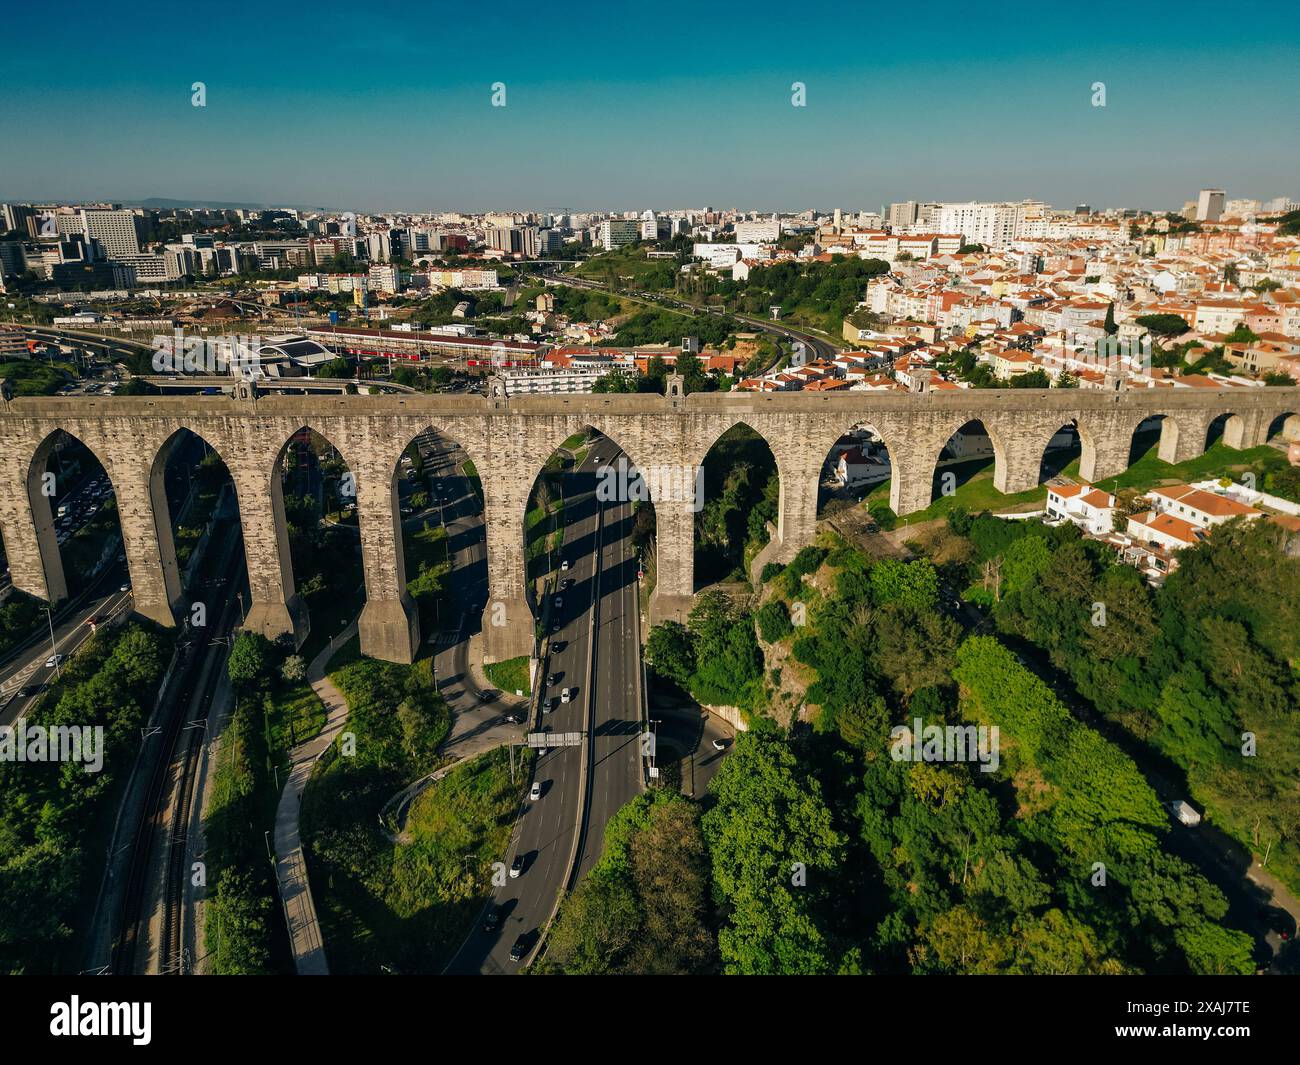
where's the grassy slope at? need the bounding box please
[865,441,1287,526]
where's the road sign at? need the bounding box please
[527,731,582,748]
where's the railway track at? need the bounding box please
[111,523,245,975]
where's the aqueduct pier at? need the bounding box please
[1,381,1296,664]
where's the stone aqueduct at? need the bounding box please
[0,382,1296,665]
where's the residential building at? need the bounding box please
[79,208,140,259]
[1195,188,1226,222]
[1045,482,1117,535]
[1146,484,1263,528]
[599,219,640,250]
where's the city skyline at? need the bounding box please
[2,0,1297,211]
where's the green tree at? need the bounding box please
[645,621,695,689]
[703,731,845,974]
[227,631,274,690]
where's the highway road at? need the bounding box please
[648,706,734,801]
[0,564,132,727]
[446,441,645,972]
[577,447,645,878]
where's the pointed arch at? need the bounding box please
[929,418,1007,505]
[148,426,241,619]
[814,417,895,518]
[386,422,488,653]
[1266,411,1300,443]
[691,420,780,589]
[25,428,123,605]
[1039,418,1089,483]
[271,424,365,654]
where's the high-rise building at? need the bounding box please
[934,202,1019,250]
[79,208,141,259]
[599,218,640,250]
[1195,188,1226,222]
[887,201,920,228]
[538,228,563,255]
[366,230,393,262]
[2,203,35,235]
[0,241,27,276]
[368,263,400,294]
[488,224,541,258]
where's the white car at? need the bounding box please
[712,738,727,752]
[561,560,570,571]
[553,596,563,609]
[529,781,542,802]
[45,653,63,668]
[560,687,573,704]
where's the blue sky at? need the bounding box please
[1,0,1296,213]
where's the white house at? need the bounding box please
[1126,510,1208,552]
[1147,484,1263,528]
[835,445,890,488]
[1045,482,1117,535]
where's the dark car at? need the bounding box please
[509,855,525,879]
[509,932,532,963]
[483,907,501,933]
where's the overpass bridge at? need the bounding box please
[0,374,1295,665]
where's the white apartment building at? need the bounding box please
[425,268,498,290]
[1193,301,1250,334]
[934,202,1018,250]
[922,200,1052,250]
[734,219,781,243]
[80,208,140,259]
[110,253,181,282]
[368,263,400,294]
[693,243,768,268]
[499,364,612,396]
